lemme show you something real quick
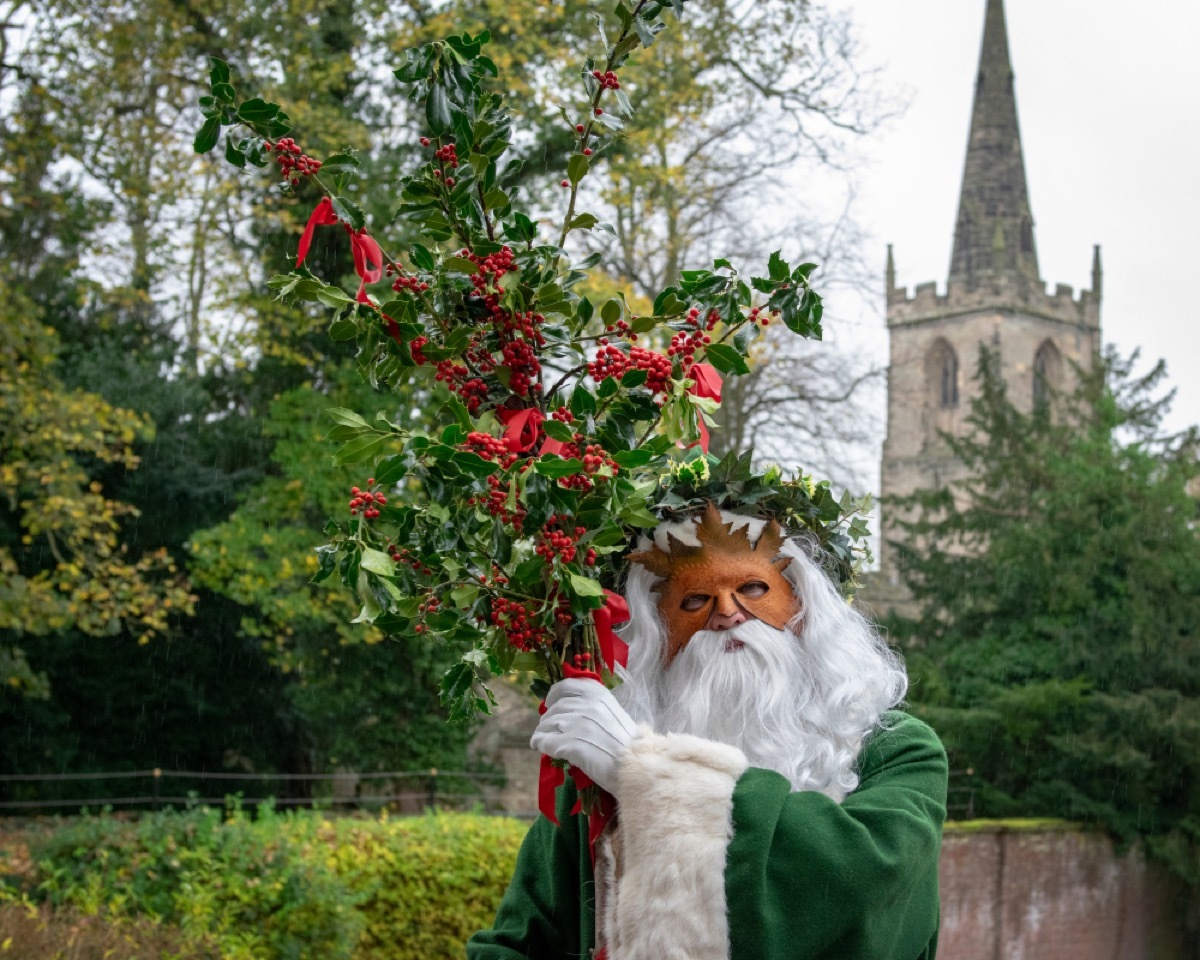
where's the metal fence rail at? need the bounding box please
[0,768,507,813]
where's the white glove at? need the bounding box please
[530,678,640,795]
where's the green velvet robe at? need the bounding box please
[468,711,946,960]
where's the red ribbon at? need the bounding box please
[296,197,383,303]
[687,362,723,453]
[537,591,631,842]
[497,407,544,453]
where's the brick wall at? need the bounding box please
[939,823,1198,960]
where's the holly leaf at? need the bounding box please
[426,84,452,135]
[612,448,654,469]
[568,572,605,598]
[704,343,750,375]
[570,385,597,417]
[335,434,386,464]
[361,548,396,577]
[209,57,230,87]
[534,456,585,478]
[542,419,576,443]
[327,407,371,430]
[767,250,790,281]
[444,256,478,274]
[567,154,589,185]
[332,196,366,231]
[194,117,220,154]
[237,98,280,123]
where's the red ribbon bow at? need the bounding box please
[537,589,631,853]
[297,197,384,303]
[687,362,723,453]
[496,407,545,454]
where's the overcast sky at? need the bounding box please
[819,0,1200,471]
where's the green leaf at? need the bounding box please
[767,251,790,281]
[426,84,452,135]
[328,318,357,341]
[209,57,230,87]
[193,117,220,154]
[322,153,361,168]
[444,256,478,275]
[237,98,280,123]
[450,451,498,478]
[569,213,598,230]
[568,572,606,598]
[542,419,576,443]
[601,299,621,326]
[316,285,354,308]
[211,82,235,103]
[534,456,585,478]
[410,243,436,272]
[331,196,366,232]
[611,448,654,469]
[620,368,648,389]
[570,385,597,417]
[567,153,590,185]
[704,343,750,376]
[373,454,407,486]
[335,434,386,465]
[224,136,246,168]
[631,315,660,334]
[327,407,371,430]
[361,548,396,577]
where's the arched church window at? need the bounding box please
[1033,339,1062,412]
[926,339,959,409]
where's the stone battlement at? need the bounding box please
[887,273,1100,330]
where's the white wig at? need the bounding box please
[614,511,908,798]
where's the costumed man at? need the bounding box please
[468,503,947,960]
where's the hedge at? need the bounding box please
[10,806,531,960]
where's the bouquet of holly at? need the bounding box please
[194,3,828,726]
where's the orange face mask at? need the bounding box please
[629,504,799,662]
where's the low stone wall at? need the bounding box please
[939,822,1197,960]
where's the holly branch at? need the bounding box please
[194,2,830,722]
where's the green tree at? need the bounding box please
[892,348,1200,885]
[188,369,472,773]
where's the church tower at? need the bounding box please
[877,0,1102,597]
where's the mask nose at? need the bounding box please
[707,591,748,631]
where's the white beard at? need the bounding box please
[614,532,909,801]
[635,621,861,800]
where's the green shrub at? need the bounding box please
[20,807,530,960]
[322,812,528,960]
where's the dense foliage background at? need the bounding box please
[893,349,1200,884]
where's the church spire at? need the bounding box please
[948,0,1040,287]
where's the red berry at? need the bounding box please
[561,179,570,187]
[594,107,603,116]
[575,124,585,133]
[582,148,593,156]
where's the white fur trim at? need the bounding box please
[607,730,748,960]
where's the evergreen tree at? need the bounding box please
[892,348,1200,885]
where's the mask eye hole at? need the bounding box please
[738,581,769,599]
[680,594,710,613]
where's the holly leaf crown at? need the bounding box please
[643,450,874,593]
